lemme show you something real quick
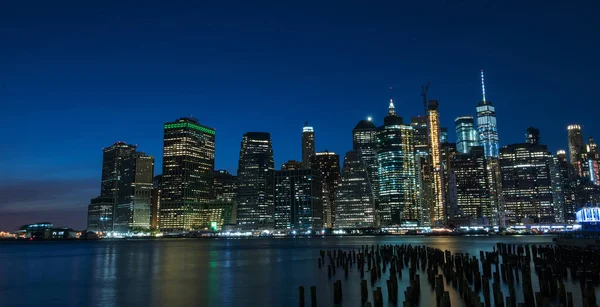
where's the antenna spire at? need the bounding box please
[388,86,396,115]
[481,70,486,102]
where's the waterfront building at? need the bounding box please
[236,132,275,229]
[476,71,500,158]
[273,168,323,230]
[335,150,375,228]
[455,116,479,154]
[302,122,315,168]
[311,151,340,227]
[352,118,379,224]
[113,152,154,232]
[428,100,445,225]
[555,150,577,223]
[87,196,114,232]
[499,142,555,224]
[377,97,419,225]
[449,146,490,225]
[159,117,216,232]
[151,175,161,230]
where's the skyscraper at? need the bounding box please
[311,151,340,227]
[273,168,323,230]
[88,141,151,233]
[352,118,379,224]
[428,100,446,225]
[335,150,375,228]
[377,98,418,225]
[455,116,479,154]
[214,170,237,202]
[282,160,303,171]
[567,124,584,177]
[499,143,555,224]
[113,152,154,232]
[160,117,216,232]
[237,132,275,229]
[449,146,490,225]
[302,122,315,168]
[586,137,600,185]
[476,70,500,158]
[526,127,541,145]
[556,150,576,223]
[410,116,429,156]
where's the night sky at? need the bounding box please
[1,1,599,230]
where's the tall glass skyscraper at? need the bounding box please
[160,117,216,232]
[377,98,418,225]
[237,132,274,229]
[301,122,315,168]
[335,150,375,228]
[88,141,154,233]
[273,168,323,230]
[352,118,379,223]
[311,151,340,227]
[476,71,500,158]
[455,116,479,154]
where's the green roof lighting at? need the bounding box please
[164,123,216,135]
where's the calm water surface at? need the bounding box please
[0,236,597,306]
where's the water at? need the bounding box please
[0,236,597,306]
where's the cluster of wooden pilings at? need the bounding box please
[298,243,600,306]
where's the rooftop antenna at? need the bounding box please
[481,70,486,102]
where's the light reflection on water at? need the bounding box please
[0,236,598,306]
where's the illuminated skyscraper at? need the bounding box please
[302,122,315,168]
[411,116,432,226]
[449,146,490,225]
[377,97,418,225]
[455,116,479,154]
[160,117,216,232]
[113,152,154,232]
[476,70,500,158]
[499,143,555,224]
[237,132,274,229]
[88,141,152,233]
[410,116,429,156]
[352,118,379,223]
[273,168,323,230]
[428,99,446,225]
[311,151,340,227]
[585,137,600,185]
[336,150,375,228]
[526,127,540,145]
[555,150,576,223]
[567,124,585,177]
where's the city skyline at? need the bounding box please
[2,1,600,231]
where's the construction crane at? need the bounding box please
[421,82,430,116]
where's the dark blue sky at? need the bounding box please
[1,1,599,230]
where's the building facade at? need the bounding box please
[214,170,237,202]
[476,71,500,158]
[449,146,490,225]
[567,124,585,178]
[377,98,418,225]
[335,150,375,228]
[113,152,154,232]
[352,118,379,224]
[236,132,275,229]
[302,123,315,168]
[428,100,446,225]
[455,116,479,154]
[160,117,216,232]
[499,143,555,224]
[273,168,323,230]
[311,151,340,227]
